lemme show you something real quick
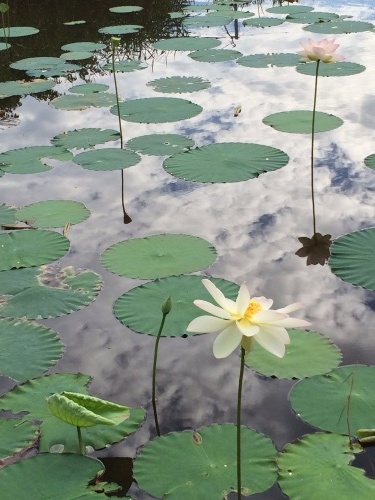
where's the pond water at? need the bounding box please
[0,0,375,498]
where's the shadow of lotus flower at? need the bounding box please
[296,233,332,266]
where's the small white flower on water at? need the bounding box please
[186,279,311,359]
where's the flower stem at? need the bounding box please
[237,347,246,500]
[310,59,320,235]
[77,426,85,455]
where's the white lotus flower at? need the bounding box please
[186,279,311,359]
[298,38,345,64]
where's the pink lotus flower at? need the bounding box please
[298,38,345,64]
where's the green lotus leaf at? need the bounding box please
[328,228,375,290]
[0,454,119,499]
[0,146,72,174]
[10,56,63,71]
[98,24,143,35]
[115,275,238,337]
[221,11,255,19]
[169,11,187,19]
[0,26,39,37]
[15,200,90,228]
[296,61,366,77]
[263,110,343,133]
[110,97,202,123]
[102,60,147,72]
[0,265,102,319]
[286,11,339,24]
[237,52,301,68]
[69,83,109,94]
[0,42,10,50]
[184,14,233,28]
[47,392,130,427]
[0,317,64,381]
[0,79,56,98]
[64,20,86,25]
[163,142,289,183]
[0,203,16,225]
[109,6,143,13]
[364,153,375,169]
[60,51,94,61]
[101,234,217,279]
[74,148,140,171]
[0,419,38,461]
[152,36,221,51]
[245,329,342,379]
[61,41,106,52]
[243,17,284,27]
[147,76,211,93]
[278,433,375,500]
[26,63,81,78]
[0,230,69,271]
[183,3,220,11]
[304,20,374,34]
[126,133,194,156]
[267,5,314,14]
[134,424,277,498]
[189,48,242,63]
[51,128,120,150]
[51,92,118,110]
[290,365,375,434]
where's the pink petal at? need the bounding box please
[186,315,231,333]
[213,324,243,358]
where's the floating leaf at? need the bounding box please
[15,200,90,228]
[0,79,55,98]
[64,20,86,25]
[290,365,375,434]
[98,24,143,35]
[278,433,375,499]
[26,63,80,78]
[74,148,140,171]
[267,5,314,14]
[0,42,10,50]
[60,51,94,61]
[102,60,147,72]
[101,234,216,279]
[69,83,109,94]
[189,48,242,63]
[296,61,366,77]
[147,76,211,93]
[0,230,69,271]
[109,6,143,13]
[243,17,284,27]
[245,329,342,379]
[134,424,277,498]
[50,92,117,111]
[0,419,38,461]
[51,128,120,150]
[237,53,301,68]
[328,228,375,290]
[0,265,102,319]
[263,110,343,133]
[126,133,194,156]
[304,20,374,34]
[152,36,221,51]
[184,14,233,28]
[286,11,339,24]
[163,142,289,183]
[114,275,238,337]
[364,153,375,170]
[0,26,39,37]
[10,56,63,71]
[0,317,64,381]
[110,97,202,123]
[0,203,16,225]
[61,41,106,52]
[0,146,72,174]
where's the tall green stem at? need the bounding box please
[77,426,85,455]
[237,347,245,500]
[310,59,320,235]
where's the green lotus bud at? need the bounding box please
[162,296,172,315]
[111,37,121,48]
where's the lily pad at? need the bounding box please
[61,41,106,52]
[0,419,38,461]
[102,60,147,72]
[15,200,90,228]
[0,203,16,225]
[0,42,10,51]
[147,76,211,93]
[304,20,374,34]
[364,153,375,169]
[0,265,102,319]
[51,128,120,150]
[267,5,314,14]
[0,26,39,37]
[60,51,94,61]
[0,317,64,380]
[189,48,242,63]
[26,63,80,78]
[278,433,375,500]
[237,53,300,68]
[290,365,375,434]
[98,24,143,35]
[0,79,56,98]
[10,56,63,71]
[296,61,366,77]
[243,17,284,28]
[110,97,202,123]
[74,148,140,171]
[0,230,69,271]
[69,83,109,94]
[64,20,86,25]
[245,329,342,379]
[163,142,289,183]
[328,228,375,290]
[263,110,343,133]
[184,14,233,28]
[152,36,221,51]
[0,146,72,174]
[0,373,145,453]
[101,234,216,280]
[109,6,143,13]
[134,424,277,498]
[114,275,238,337]
[286,11,339,24]
[50,92,118,111]
[126,133,194,156]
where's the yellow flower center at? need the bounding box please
[244,299,262,319]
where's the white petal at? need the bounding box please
[276,302,303,314]
[236,319,260,337]
[186,316,231,333]
[252,296,273,310]
[254,326,290,358]
[213,324,242,359]
[201,279,233,311]
[236,283,250,315]
[252,310,287,323]
[269,318,311,328]
[193,300,232,319]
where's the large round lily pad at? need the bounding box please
[69,83,109,94]
[286,11,339,24]
[109,6,143,13]
[243,17,284,27]
[102,60,147,72]
[0,146,72,174]
[267,5,313,14]
[10,56,63,71]
[101,234,217,279]
[0,42,10,51]
[263,110,343,133]
[278,433,375,500]
[0,317,64,380]
[296,61,366,77]
[152,36,221,51]
[126,133,194,156]
[60,51,94,61]
[134,424,277,498]
[15,200,90,228]
[74,148,140,171]
[0,26,39,37]
[163,142,289,183]
[114,275,238,337]
[303,20,374,34]
[50,92,118,111]
[0,230,69,271]
[0,79,55,98]
[188,48,242,63]
[98,24,143,35]
[51,128,120,150]
[237,53,301,68]
[61,41,106,52]
[26,63,80,78]
[328,228,375,290]
[184,14,233,28]
[147,76,211,93]
[245,329,342,379]
[290,365,375,434]
[110,97,202,123]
